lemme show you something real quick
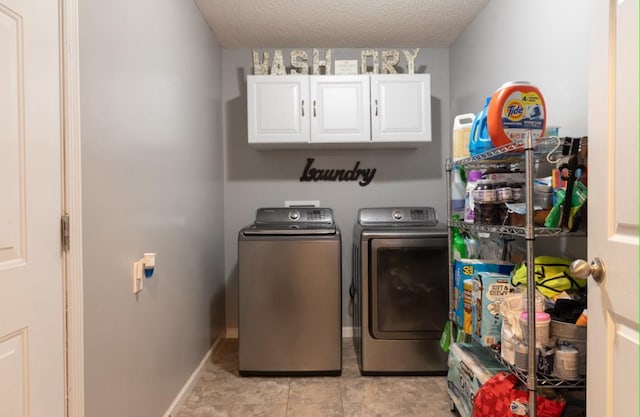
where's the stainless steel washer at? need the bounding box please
[352,207,449,375]
[238,207,342,376]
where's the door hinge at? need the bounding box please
[61,214,70,252]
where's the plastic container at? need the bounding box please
[554,345,580,380]
[550,320,587,376]
[520,311,551,347]
[464,236,480,259]
[487,81,546,148]
[534,187,553,209]
[472,180,497,203]
[469,97,494,156]
[474,202,505,225]
[496,182,512,202]
[452,113,475,160]
[510,183,524,202]
[514,340,529,370]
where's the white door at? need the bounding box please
[247,75,310,144]
[0,1,65,416]
[310,75,371,143]
[370,74,431,143]
[587,1,638,416]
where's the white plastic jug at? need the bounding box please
[452,113,475,161]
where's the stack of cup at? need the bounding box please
[519,311,551,348]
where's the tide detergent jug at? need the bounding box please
[468,97,493,156]
[487,81,546,147]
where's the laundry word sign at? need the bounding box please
[299,158,376,187]
[252,48,420,76]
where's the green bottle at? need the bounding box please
[451,215,468,260]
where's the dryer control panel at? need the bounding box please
[358,207,438,226]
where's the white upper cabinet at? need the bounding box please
[309,75,371,143]
[247,75,309,144]
[246,74,431,147]
[371,74,431,143]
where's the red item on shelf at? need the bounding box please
[473,372,566,417]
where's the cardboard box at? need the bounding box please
[472,272,514,346]
[447,342,508,417]
[452,259,515,333]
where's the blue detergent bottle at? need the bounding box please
[469,96,494,156]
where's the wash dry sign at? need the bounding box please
[253,48,421,75]
[300,158,376,187]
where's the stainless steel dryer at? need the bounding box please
[352,207,449,375]
[238,207,341,376]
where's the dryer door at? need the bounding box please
[369,237,448,339]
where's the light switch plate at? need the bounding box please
[133,260,143,294]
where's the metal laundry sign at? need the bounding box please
[299,158,376,187]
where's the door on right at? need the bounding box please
[587,1,638,416]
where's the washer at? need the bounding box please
[352,207,449,375]
[238,207,342,376]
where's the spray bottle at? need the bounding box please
[451,215,468,260]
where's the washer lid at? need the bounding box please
[357,207,438,226]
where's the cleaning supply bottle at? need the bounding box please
[452,113,475,160]
[464,170,483,223]
[451,216,467,260]
[487,81,546,147]
[469,97,494,156]
[451,167,466,216]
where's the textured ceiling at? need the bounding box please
[195,0,489,48]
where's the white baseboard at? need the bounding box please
[163,334,223,417]
[226,327,238,338]
[225,326,353,339]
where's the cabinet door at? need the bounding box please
[247,75,310,144]
[310,75,371,143]
[371,74,431,143]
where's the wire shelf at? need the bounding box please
[446,136,587,171]
[447,219,564,237]
[490,349,586,389]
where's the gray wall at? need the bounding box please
[222,48,451,331]
[450,0,589,137]
[79,1,225,416]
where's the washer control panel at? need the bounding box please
[358,207,438,226]
[255,207,334,224]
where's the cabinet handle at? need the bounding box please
[375,99,378,116]
[302,100,305,117]
[313,100,317,117]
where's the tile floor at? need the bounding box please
[177,338,453,417]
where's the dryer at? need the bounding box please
[352,207,449,375]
